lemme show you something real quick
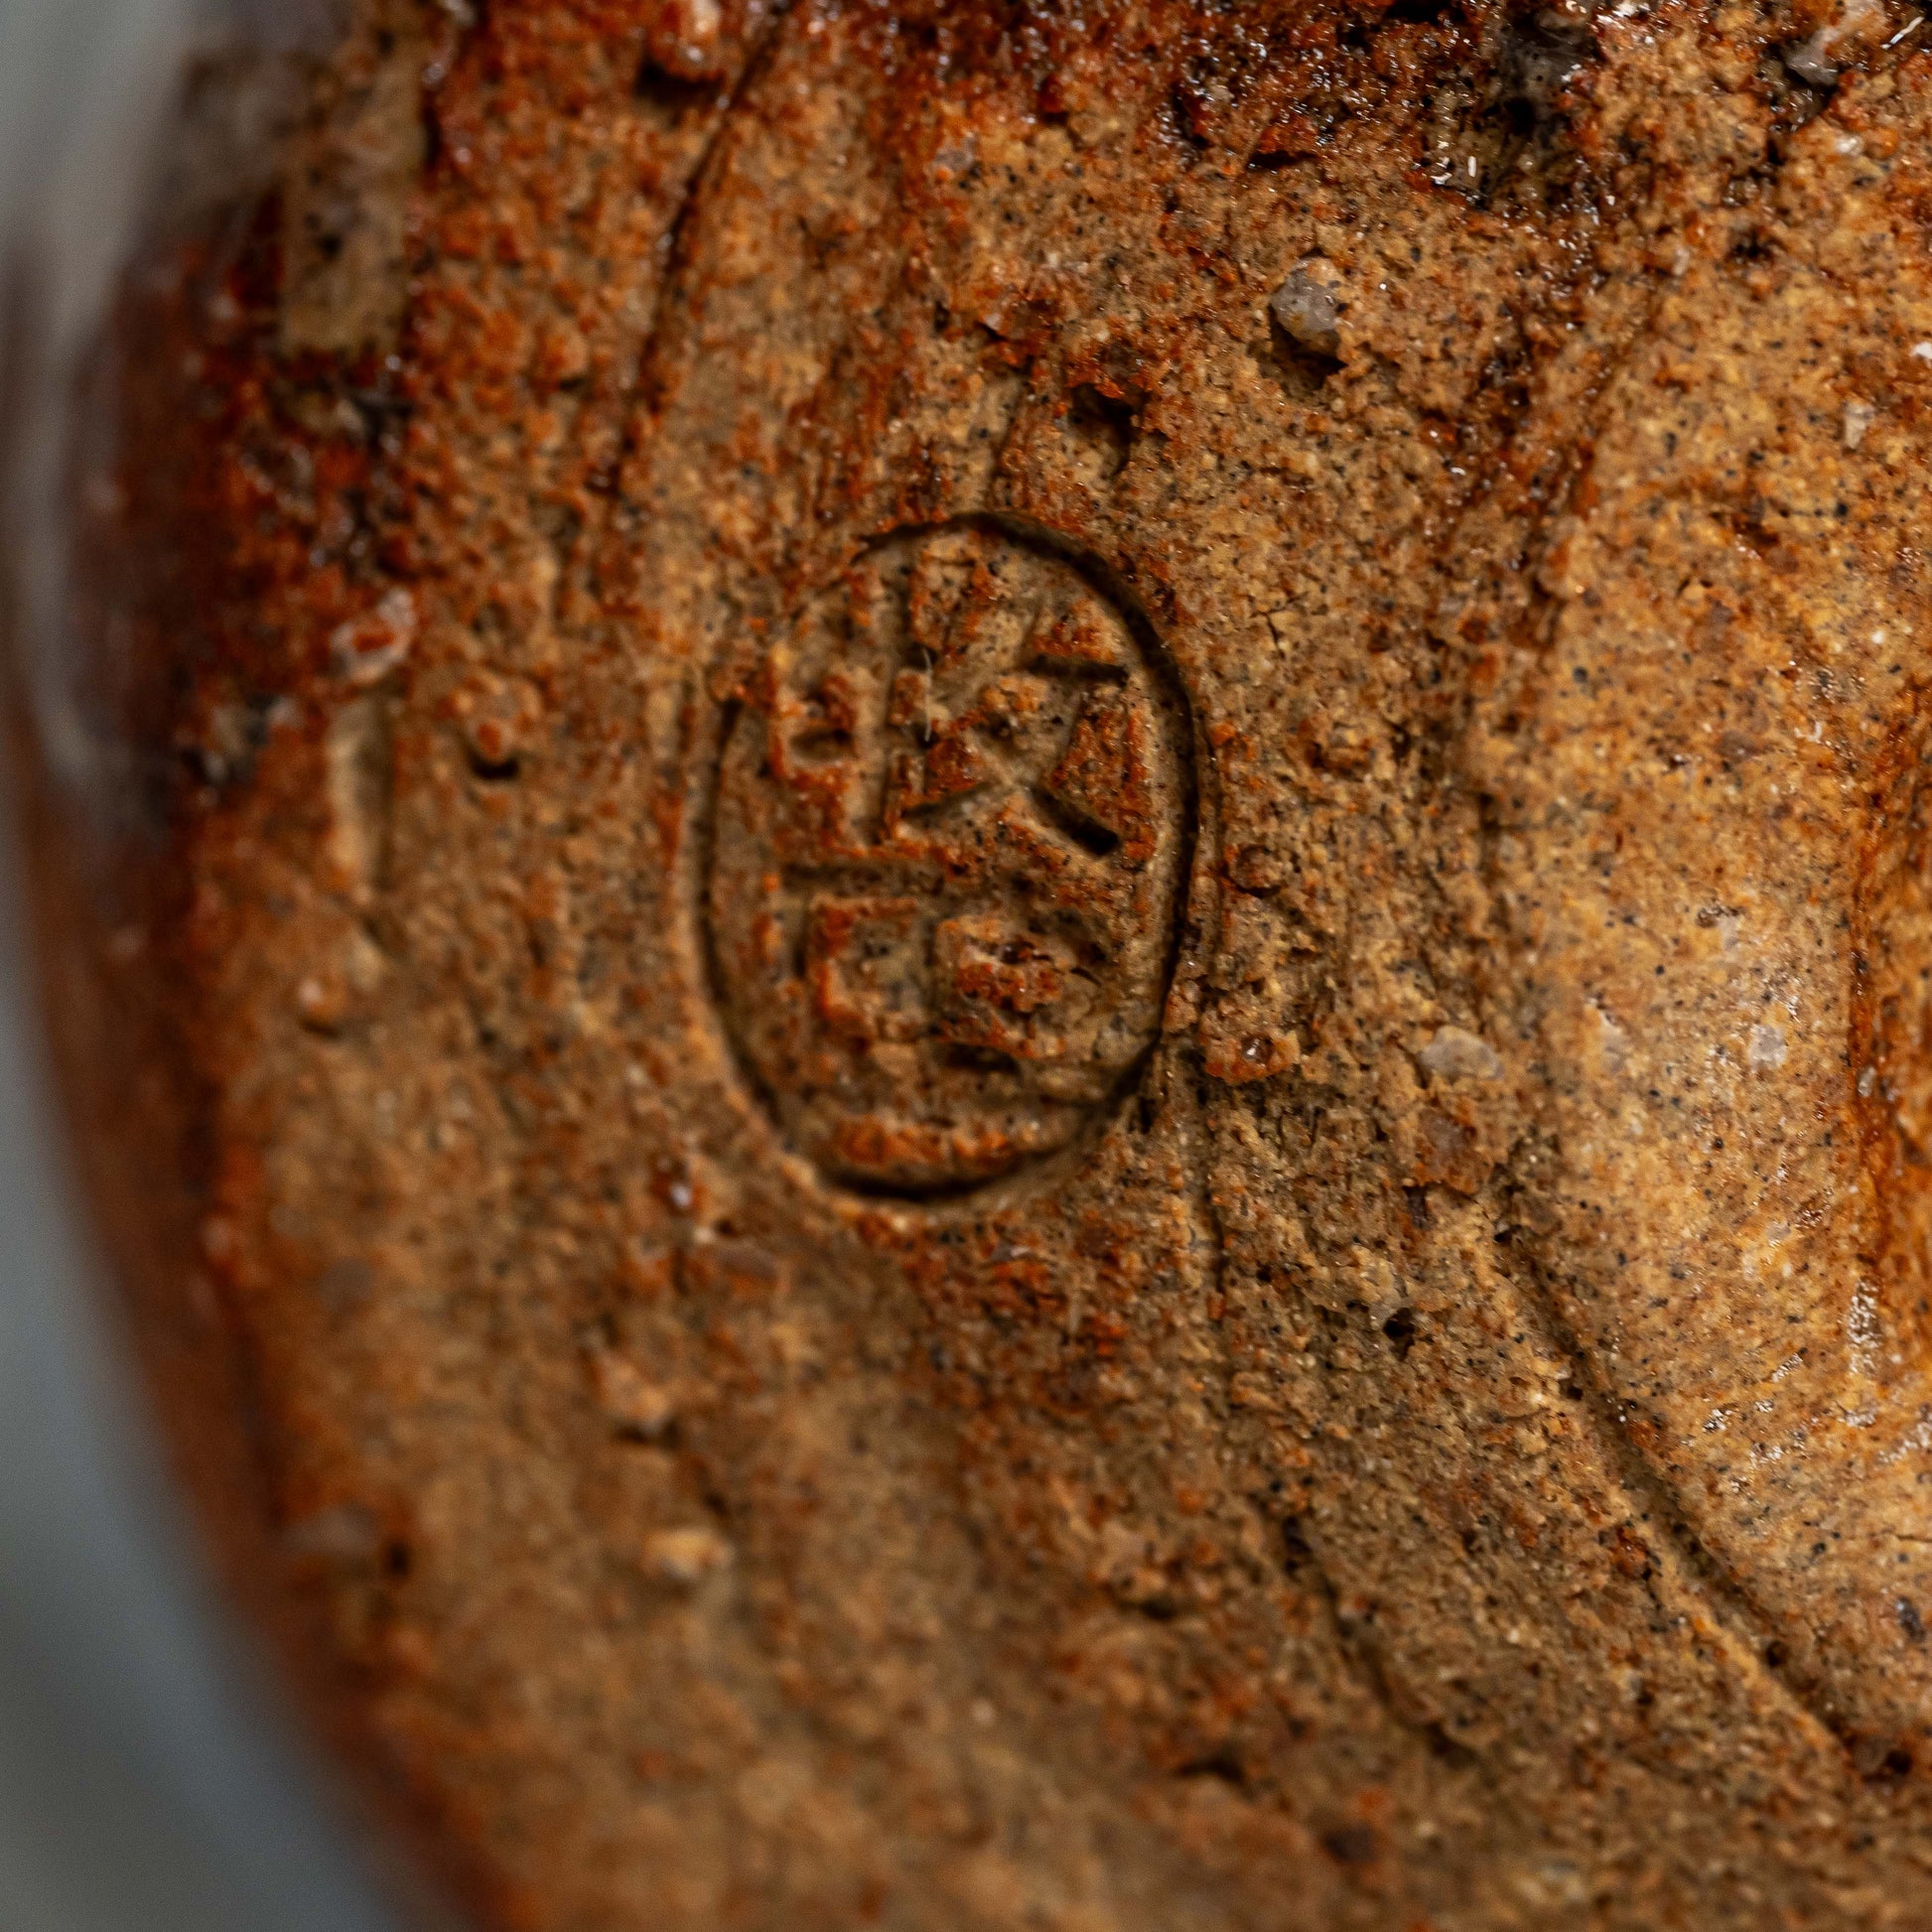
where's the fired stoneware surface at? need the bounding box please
[59,0,1932,1924]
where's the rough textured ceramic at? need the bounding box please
[53,0,1932,1925]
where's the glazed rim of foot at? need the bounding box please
[23,0,1932,1924]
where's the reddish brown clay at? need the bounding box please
[39,0,1932,1925]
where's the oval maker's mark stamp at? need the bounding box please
[705,522,1191,1196]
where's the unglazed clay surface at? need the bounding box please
[51,0,1932,1926]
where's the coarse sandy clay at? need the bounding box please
[42,0,1932,1923]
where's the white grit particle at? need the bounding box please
[1419,1026,1504,1081]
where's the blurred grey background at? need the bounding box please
[0,0,409,1925]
